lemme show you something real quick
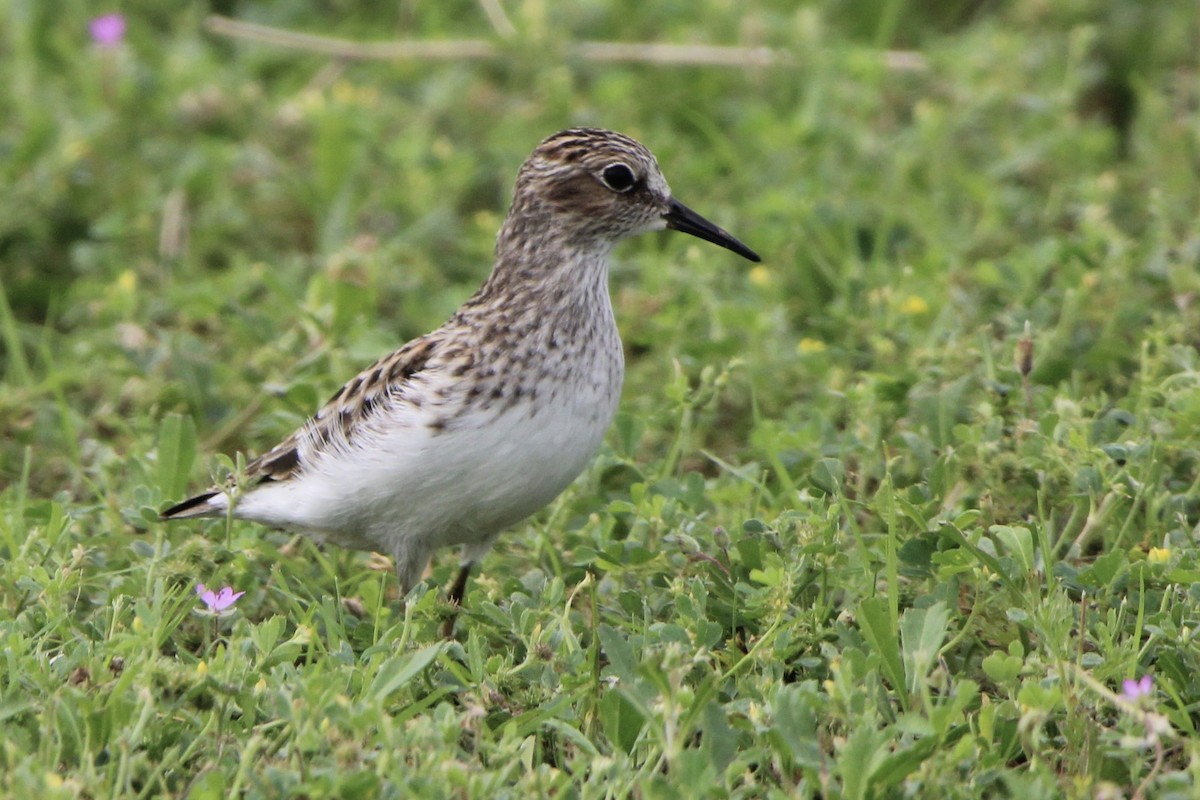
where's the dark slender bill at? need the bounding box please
[664,198,761,262]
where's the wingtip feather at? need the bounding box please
[160,491,223,520]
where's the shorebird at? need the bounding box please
[163,128,760,616]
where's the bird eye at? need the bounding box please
[601,163,637,193]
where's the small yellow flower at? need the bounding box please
[331,80,356,105]
[196,660,208,675]
[132,617,144,632]
[474,210,500,231]
[1148,547,1170,564]
[116,269,137,293]
[797,337,826,354]
[45,773,64,789]
[899,295,929,315]
[748,265,771,287]
[255,678,267,692]
[62,138,90,163]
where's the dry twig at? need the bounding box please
[205,15,927,71]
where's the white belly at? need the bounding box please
[235,371,620,557]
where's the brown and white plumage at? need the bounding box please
[162,128,759,607]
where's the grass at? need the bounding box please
[3,0,1200,796]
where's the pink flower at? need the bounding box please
[89,14,126,47]
[195,583,244,614]
[1121,675,1153,701]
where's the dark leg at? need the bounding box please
[441,562,472,638]
[447,562,472,606]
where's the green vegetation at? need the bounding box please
[3,1,1200,796]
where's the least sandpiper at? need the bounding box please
[163,128,760,612]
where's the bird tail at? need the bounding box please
[160,491,229,520]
